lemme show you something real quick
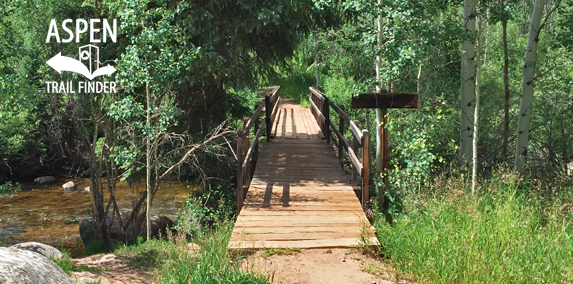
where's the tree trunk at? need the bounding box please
[314,33,320,87]
[375,0,383,170]
[146,82,151,241]
[472,14,484,194]
[375,0,386,207]
[460,0,477,170]
[502,14,510,163]
[514,0,546,173]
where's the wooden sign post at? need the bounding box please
[351,92,418,208]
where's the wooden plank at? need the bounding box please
[232,226,369,234]
[352,93,418,109]
[301,106,322,139]
[239,206,365,212]
[237,210,366,216]
[237,215,369,222]
[247,184,354,191]
[231,232,367,241]
[229,237,380,249]
[244,194,362,202]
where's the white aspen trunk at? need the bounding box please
[417,64,422,120]
[460,0,477,170]
[375,0,386,208]
[515,0,546,173]
[417,65,422,94]
[472,14,484,194]
[146,82,151,241]
[375,0,384,173]
[314,33,320,87]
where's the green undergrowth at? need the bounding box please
[0,181,21,195]
[375,171,573,283]
[114,221,270,284]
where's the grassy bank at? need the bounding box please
[375,171,573,283]
[57,221,269,283]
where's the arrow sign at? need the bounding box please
[46,52,116,80]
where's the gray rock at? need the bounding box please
[79,209,174,247]
[34,176,56,184]
[84,186,91,192]
[62,181,76,192]
[0,247,76,284]
[10,242,63,260]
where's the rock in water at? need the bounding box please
[34,176,56,184]
[0,247,76,284]
[62,181,76,192]
[79,209,175,247]
[10,242,63,260]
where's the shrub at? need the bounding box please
[0,181,21,195]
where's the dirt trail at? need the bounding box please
[242,248,408,284]
[71,248,412,284]
[71,254,150,284]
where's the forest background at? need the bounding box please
[1,0,573,282]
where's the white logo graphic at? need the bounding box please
[46,44,116,80]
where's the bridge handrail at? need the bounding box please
[310,88,363,144]
[236,86,280,212]
[309,87,370,207]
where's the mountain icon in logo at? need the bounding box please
[46,44,116,80]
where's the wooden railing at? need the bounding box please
[309,87,370,207]
[236,86,280,212]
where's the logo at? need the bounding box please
[45,19,118,94]
[47,45,116,80]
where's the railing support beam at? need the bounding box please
[362,130,370,208]
[265,95,272,142]
[324,96,331,143]
[236,129,244,212]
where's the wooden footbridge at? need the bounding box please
[229,86,379,249]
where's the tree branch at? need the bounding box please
[159,128,234,179]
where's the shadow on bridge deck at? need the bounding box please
[229,100,379,249]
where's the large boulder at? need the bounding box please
[10,242,63,260]
[79,209,174,247]
[0,247,76,284]
[34,176,56,184]
[62,181,76,192]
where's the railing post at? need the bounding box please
[361,129,370,208]
[236,128,244,212]
[265,95,271,142]
[244,134,250,187]
[351,120,359,187]
[324,96,331,143]
[338,105,345,168]
[254,117,260,170]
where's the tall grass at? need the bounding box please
[375,170,573,283]
[267,68,315,106]
[115,221,269,284]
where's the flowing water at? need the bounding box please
[0,178,195,256]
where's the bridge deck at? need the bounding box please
[229,100,379,249]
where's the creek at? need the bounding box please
[0,178,194,256]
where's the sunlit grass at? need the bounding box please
[115,221,270,284]
[375,171,573,283]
